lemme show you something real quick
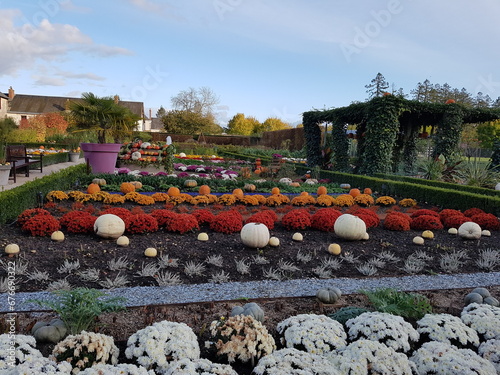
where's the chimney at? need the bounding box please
[113,95,119,104]
[149,108,152,119]
[8,86,14,100]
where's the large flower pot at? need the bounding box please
[80,143,122,174]
[0,164,11,185]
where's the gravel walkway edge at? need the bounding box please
[2,272,499,313]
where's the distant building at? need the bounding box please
[0,87,146,130]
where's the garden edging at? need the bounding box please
[3,271,499,313]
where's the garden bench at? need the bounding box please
[6,145,43,183]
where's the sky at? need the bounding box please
[1,0,500,127]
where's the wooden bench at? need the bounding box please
[6,145,43,183]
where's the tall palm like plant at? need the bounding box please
[69,92,139,144]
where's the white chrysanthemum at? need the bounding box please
[461,303,500,341]
[162,358,238,375]
[4,356,72,375]
[327,339,416,375]
[51,331,119,375]
[277,314,347,355]
[346,312,419,352]
[417,313,480,348]
[478,339,500,373]
[79,363,155,375]
[0,333,43,369]
[253,348,340,375]
[208,315,275,364]
[125,320,200,369]
[410,341,496,374]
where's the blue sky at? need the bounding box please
[1,0,500,126]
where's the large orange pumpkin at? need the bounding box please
[87,183,101,194]
[349,188,361,198]
[199,185,211,195]
[317,186,327,195]
[167,186,181,197]
[271,187,280,195]
[120,182,136,194]
[232,188,244,199]
[363,187,372,195]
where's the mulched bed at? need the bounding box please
[1,200,498,293]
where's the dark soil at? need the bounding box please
[1,201,498,293]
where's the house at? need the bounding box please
[0,87,146,130]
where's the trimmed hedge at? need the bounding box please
[0,164,86,224]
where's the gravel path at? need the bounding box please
[2,272,499,313]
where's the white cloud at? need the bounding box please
[0,9,133,77]
[33,76,66,86]
[55,70,106,81]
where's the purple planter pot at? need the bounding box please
[80,143,122,174]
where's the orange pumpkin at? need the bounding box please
[363,188,372,195]
[445,99,456,104]
[167,186,181,196]
[300,191,309,196]
[232,188,244,199]
[289,182,301,188]
[87,183,101,194]
[317,186,327,195]
[271,187,280,195]
[199,185,211,195]
[349,188,361,198]
[120,182,136,194]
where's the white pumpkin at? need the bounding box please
[51,231,65,242]
[94,214,125,239]
[5,244,20,255]
[131,151,142,160]
[481,229,491,237]
[334,214,367,241]
[268,237,280,247]
[413,236,425,245]
[197,232,209,241]
[140,142,151,149]
[144,247,157,257]
[448,228,458,235]
[328,243,341,255]
[458,221,482,240]
[241,223,270,248]
[116,236,130,247]
[292,232,303,241]
[179,152,187,158]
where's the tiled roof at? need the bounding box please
[7,94,144,117]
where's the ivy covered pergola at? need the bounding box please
[303,95,500,175]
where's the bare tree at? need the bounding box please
[171,87,219,117]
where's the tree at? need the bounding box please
[161,110,222,134]
[262,117,292,132]
[69,93,139,143]
[226,113,262,135]
[156,106,167,118]
[171,87,219,117]
[476,120,500,149]
[365,73,389,99]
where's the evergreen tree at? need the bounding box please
[365,73,389,99]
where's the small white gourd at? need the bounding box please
[292,232,303,241]
[327,243,341,255]
[116,236,130,246]
[422,230,434,239]
[51,231,65,242]
[144,247,157,257]
[481,229,491,237]
[448,228,458,235]
[413,236,424,245]
[268,237,280,247]
[5,244,20,255]
[197,232,209,241]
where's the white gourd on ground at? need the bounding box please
[94,214,125,239]
[241,222,270,248]
[334,214,367,240]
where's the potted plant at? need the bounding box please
[65,135,82,163]
[0,118,16,185]
[69,93,139,174]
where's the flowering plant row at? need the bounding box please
[3,303,499,374]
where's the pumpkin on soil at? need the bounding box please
[199,185,211,195]
[241,222,270,248]
[94,214,125,239]
[458,221,482,240]
[120,182,136,194]
[316,287,342,304]
[32,318,67,344]
[87,183,101,194]
[334,214,366,240]
[230,302,265,322]
[167,186,181,197]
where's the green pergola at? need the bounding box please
[302,95,500,175]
